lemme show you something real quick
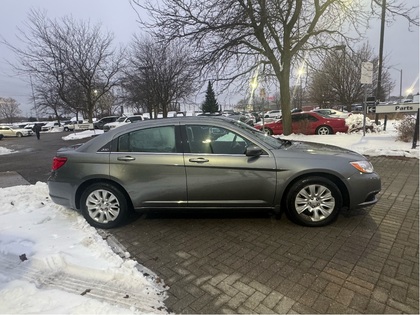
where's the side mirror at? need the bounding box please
[246,145,263,157]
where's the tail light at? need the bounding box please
[52,157,67,170]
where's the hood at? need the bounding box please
[281,139,364,159]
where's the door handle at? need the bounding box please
[189,158,209,163]
[117,156,136,161]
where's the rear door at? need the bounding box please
[182,123,277,208]
[109,124,187,208]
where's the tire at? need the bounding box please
[316,126,332,135]
[80,183,129,229]
[286,176,342,227]
[16,132,23,138]
[64,127,69,132]
[264,128,273,136]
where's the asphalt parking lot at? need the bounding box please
[0,132,418,314]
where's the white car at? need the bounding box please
[264,110,282,118]
[103,115,146,132]
[0,125,33,137]
[312,108,350,118]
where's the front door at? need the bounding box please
[182,123,277,208]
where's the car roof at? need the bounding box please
[77,116,243,152]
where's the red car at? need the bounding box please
[254,111,348,135]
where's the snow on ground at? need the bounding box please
[0,146,14,155]
[0,183,168,314]
[0,115,418,313]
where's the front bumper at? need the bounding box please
[347,171,381,210]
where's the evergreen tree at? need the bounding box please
[201,81,219,113]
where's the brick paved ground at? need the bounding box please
[111,156,419,314]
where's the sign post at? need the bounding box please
[361,62,373,136]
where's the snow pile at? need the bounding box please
[63,129,104,140]
[0,183,168,314]
[346,114,382,133]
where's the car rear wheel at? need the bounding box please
[286,176,342,227]
[316,126,332,135]
[80,183,129,229]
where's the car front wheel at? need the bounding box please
[263,128,273,136]
[286,176,342,227]
[80,183,129,229]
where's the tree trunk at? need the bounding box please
[279,61,292,135]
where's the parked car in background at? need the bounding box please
[254,111,349,135]
[312,108,350,118]
[264,110,282,118]
[227,113,255,126]
[103,115,146,132]
[48,116,380,229]
[42,121,61,131]
[93,116,119,129]
[62,121,75,132]
[0,125,33,137]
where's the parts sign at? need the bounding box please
[375,103,419,114]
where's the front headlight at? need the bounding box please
[350,161,374,173]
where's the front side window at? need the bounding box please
[186,125,251,154]
[118,126,176,153]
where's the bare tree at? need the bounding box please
[31,77,65,121]
[123,36,198,117]
[308,44,394,110]
[2,10,124,122]
[132,0,418,135]
[0,97,22,124]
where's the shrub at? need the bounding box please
[395,115,417,142]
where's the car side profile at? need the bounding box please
[0,125,33,137]
[48,117,380,229]
[254,111,348,135]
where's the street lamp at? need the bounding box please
[406,88,414,97]
[297,67,305,108]
[389,67,402,103]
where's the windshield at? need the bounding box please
[226,119,288,149]
[116,117,126,122]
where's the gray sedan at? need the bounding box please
[48,117,381,229]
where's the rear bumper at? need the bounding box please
[48,180,77,210]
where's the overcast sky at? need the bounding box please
[0,0,418,116]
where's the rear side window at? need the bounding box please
[118,126,176,153]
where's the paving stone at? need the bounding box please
[109,156,418,314]
[335,287,354,307]
[262,290,284,309]
[273,296,296,314]
[243,290,266,310]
